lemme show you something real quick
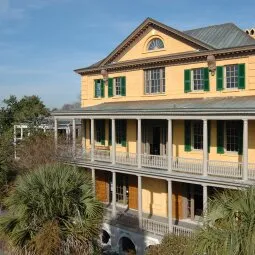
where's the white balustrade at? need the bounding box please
[248,163,255,180]
[173,225,194,237]
[116,151,138,166]
[94,149,111,162]
[172,157,203,174]
[208,160,242,178]
[141,154,167,169]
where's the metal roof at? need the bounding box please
[53,96,255,115]
[184,23,255,49]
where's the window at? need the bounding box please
[192,121,203,150]
[145,68,165,94]
[114,77,121,96]
[225,65,238,89]
[116,120,127,146]
[225,121,239,152]
[147,38,164,51]
[108,77,126,97]
[95,120,105,145]
[116,174,128,205]
[192,68,204,91]
[94,79,104,98]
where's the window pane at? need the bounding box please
[226,65,238,89]
[192,69,204,91]
[193,121,203,150]
[144,68,165,94]
[115,77,121,96]
[226,121,239,152]
[95,80,101,97]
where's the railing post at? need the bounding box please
[138,175,142,229]
[112,118,116,164]
[168,180,173,232]
[137,118,142,168]
[243,119,248,181]
[72,118,76,158]
[203,119,208,176]
[54,118,58,153]
[112,171,116,218]
[203,184,208,217]
[91,168,96,196]
[168,119,172,172]
[90,118,95,162]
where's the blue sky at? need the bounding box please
[0,0,254,108]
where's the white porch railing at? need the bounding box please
[172,157,203,174]
[142,218,194,237]
[208,160,243,178]
[94,149,111,162]
[142,218,169,235]
[248,163,255,180]
[141,154,167,169]
[116,151,138,166]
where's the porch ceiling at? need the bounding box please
[52,96,255,117]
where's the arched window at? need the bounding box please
[147,38,164,51]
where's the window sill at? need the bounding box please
[223,151,239,156]
[93,98,103,100]
[142,49,166,54]
[221,89,241,93]
[189,150,203,155]
[112,96,123,99]
[142,93,166,97]
[188,91,206,94]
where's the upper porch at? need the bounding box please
[53,96,255,187]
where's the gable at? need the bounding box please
[115,26,199,63]
[100,18,213,66]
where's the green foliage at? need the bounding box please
[0,164,104,254]
[146,234,191,255]
[0,95,49,134]
[191,188,255,255]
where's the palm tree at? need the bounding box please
[191,187,255,255]
[0,163,103,255]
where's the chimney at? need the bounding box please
[245,28,255,39]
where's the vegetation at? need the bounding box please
[191,188,255,255]
[0,164,103,255]
[146,234,191,255]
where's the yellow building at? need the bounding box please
[53,18,255,254]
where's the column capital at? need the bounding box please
[243,118,248,122]
[202,118,208,122]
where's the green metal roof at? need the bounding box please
[53,96,255,115]
[184,23,255,49]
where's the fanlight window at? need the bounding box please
[147,38,164,51]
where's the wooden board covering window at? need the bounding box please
[128,175,138,209]
[95,170,109,203]
[172,182,183,219]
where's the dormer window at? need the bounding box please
[147,38,164,51]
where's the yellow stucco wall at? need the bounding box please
[81,56,255,108]
[142,177,168,217]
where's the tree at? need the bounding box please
[0,95,49,134]
[146,234,192,255]
[191,188,255,255]
[0,164,104,255]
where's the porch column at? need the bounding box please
[137,118,142,168]
[243,119,248,181]
[54,118,58,151]
[81,119,86,151]
[168,180,173,232]
[21,126,24,140]
[92,168,96,196]
[138,175,142,228]
[72,118,76,158]
[203,119,208,176]
[168,119,172,172]
[203,184,208,216]
[111,119,116,164]
[112,171,116,218]
[90,118,95,162]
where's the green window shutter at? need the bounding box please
[184,120,191,152]
[208,120,211,153]
[109,120,112,146]
[238,64,245,89]
[101,80,105,98]
[217,120,224,154]
[238,121,243,155]
[100,120,105,145]
[108,78,113,97]
[121,76,126,96]
[203,68,210,91]
[216,66,224,91]
[184,70,191,93]
[121,120,127,147]
[94,80,98,98]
